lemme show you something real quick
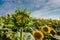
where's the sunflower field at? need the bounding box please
[0,9,60,40]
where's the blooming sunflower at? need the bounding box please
[41,26,51,33]
[32,30,44,40]
[6,33,14,40]
[49,29,57,36]
[6,12,11,19]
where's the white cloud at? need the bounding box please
[31,0,60,20]
[44,0,60,9]
[31,10,60,20]
[45,16,60,20]
[31,9,49,18]
[49,0,60,5]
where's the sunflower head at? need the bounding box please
[6,12,11,19]
[16,15,23,22]
[50,30,57,36]
[6,33,13,40]
[2,34,13,40]
[32,30,44,40]
[41,26,51,33]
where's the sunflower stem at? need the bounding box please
[20,27,23,40]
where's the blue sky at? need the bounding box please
[0,0,60,20]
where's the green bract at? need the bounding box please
[12,9,32,28]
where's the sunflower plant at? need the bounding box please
[11,9,32,40]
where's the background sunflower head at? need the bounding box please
[49,29,57,36]
[6,12,11,19]
[6,33,14,40]
[41,26,51,33]
[32,30,44,40]
[1,34,13,40]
